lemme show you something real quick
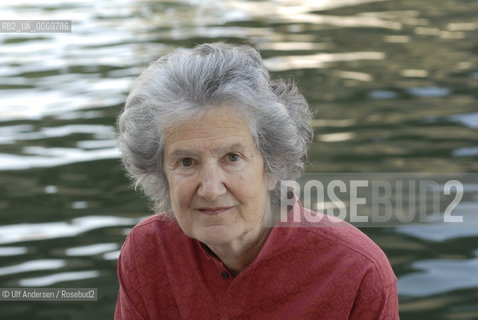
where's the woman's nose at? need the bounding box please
[197,164,227,201]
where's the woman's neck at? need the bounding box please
[206,226,272,276]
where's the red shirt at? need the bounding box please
[115,201,399,319]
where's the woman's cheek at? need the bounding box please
[176,176,197,201]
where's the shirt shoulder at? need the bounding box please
[116,213,183,319]
[121,213,189,264]
[294,207,397,287]
[133,213,177,230]
[127,213,182,240]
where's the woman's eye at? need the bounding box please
[180,158,193,167]
[227,153,240,162]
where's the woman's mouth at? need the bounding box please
[197,207,232,216]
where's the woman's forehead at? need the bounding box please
[164,106,250,138]
[163,107,257,155]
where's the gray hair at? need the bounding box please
[117,42,313,214]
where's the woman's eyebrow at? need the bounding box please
[166,149,200,160]
[167,143,246,159]
[211,143,246,155]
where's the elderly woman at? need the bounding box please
[115,43,398,319]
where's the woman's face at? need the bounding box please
[163,106,275,247]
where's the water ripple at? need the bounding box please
[0,259,65,276]
[0,216,137,244]
[0,247,28,256]
[399,258,478,296]
[19,270,100,287]
[407,87,451,98]
[65,243,119,256]
[263,51,385,71]
[0,148,120,170]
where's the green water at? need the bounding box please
[0,0,477,319]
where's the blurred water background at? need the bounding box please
[0,0,477,319]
